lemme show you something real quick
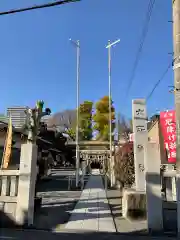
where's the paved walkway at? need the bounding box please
[34,168,82,231]
[65,169,116,232]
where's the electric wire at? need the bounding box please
[0,0,80,16]
[146,60,174,101]
[126,0,156,97]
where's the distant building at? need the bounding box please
[41,115,52,125]
[7,106,29,129]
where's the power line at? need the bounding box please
[146,60,173,101]
[126,0,156,97]
[0,0,80,16]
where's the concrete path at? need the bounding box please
[34,168,82,231]
[65,169,116,232]
[1,228,178,240]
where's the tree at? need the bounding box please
[93,96,115,141]
[65,127,76,140]
[48,109,76,130]
[117,115,132,141]
[79,101,93,140]
[48,102,93,141]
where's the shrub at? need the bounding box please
[114,142,135,188]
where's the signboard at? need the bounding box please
[160,110,176,163]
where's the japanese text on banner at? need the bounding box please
[160,110,176,163]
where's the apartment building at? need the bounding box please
[7,106,29,129]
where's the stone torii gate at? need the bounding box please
[80,149,110,172]
[78,141,110,171]
[67,141,114,187]
[79,141,111,189]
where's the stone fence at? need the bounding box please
[0,143,37,227]
[0,170,20,225]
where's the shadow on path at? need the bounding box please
[1,223,178,240]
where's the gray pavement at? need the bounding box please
[65,169,116,232]
[33,168,82,231]
[0,228,177,239]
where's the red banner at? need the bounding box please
[160,110,176,163]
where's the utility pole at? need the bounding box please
[108,40,112,181]
[106,39,120,188]
[76,40,80,188]
[173,0,180,166]
[69,39,80,188]
[172,0,180,235]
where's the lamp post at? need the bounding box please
[106,39,120,187]
[69,38,80,187]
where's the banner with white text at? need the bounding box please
[160,110,176,163]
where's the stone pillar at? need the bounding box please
[169,165,176,202]
[177,174,180,235]
[165,177,174,201]
[16,143,37,226]
[111,155,115,186]
[132,99,148,191]
[172,176,176,201]
[144,142,163,232]
[164,165,177,202]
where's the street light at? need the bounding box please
[105,39,120,188]
[69,38,80,188]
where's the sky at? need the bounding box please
[0,0,174,119]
